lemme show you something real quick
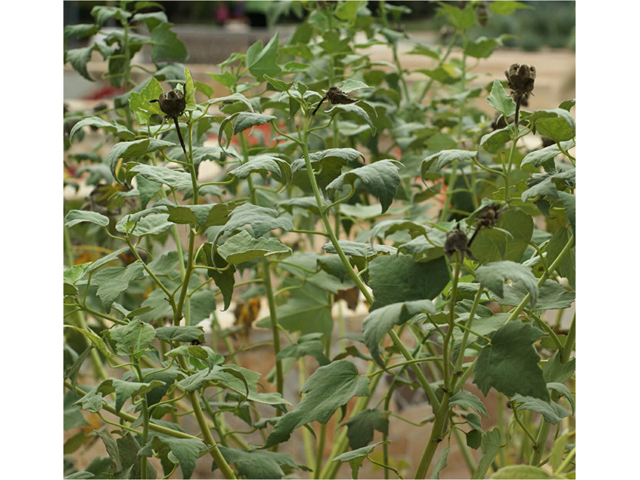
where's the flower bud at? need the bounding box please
[505,63,536,98]
[150,88,185,117]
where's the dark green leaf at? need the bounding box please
[110,318,156,355]
[471,428,503,479]
[216,447,299,479]
[97,378,165,414]
[343,409,389,450]
[422,150,477,174]
[487,79,516,118]
[264,361,370,447]
[139,433,206,479]
[326,160,401,213]
[527,109,575,142]
[230,155,292,185]
[473,321,549,401]
[92,262,145,312]
[155,326,204,343]
[246,32,281,81]
[66,46,95,81]
[511,395,569,424]
[233,112,277,135]
[363,299,435,366]
[218,230,291,264]
[65,210,110,228]
[326,103,376,134]
[276,333,330,366]
[332,442,387,480]
[431,446,450,479]
[450,390,490,418]
[476,261,538,308]
[221,203,293,238]
[150,23,188,62]
[368,255,449,310]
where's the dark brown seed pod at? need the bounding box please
[475,203,506,230]
[444,225,477,263]
[150,88,186,117]
[474,2,489,26]
[505,63,536,98]
[326,86,357,105]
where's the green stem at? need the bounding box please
[561,312,576,364]
[414,393,451,479]
[453,427,476,474]
[506,235,575,323]
[240,131,284,397]
[452,286,483,382]
[132,359,150,479]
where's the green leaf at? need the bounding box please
[107,139,176,180]
[437,2,476,30]
[431,446,450,479]
[178,364,290,406]
[547,382,575,414]
[66,46,95,81]
[65,210,110,228]
[368,255,449,310]
[64,23,100,41]
[450,390,490,418]
[65,326,113,360]
[546,227,575,289]
[189,289,217,325]
[291,148,364,191]
[216,447,299,479]
[155,326,204,343]
[491,279,574,311]
[338,79,373,94]
[230,154,292,185]
[557,191,576,234]
[475,261,538,308]
[471,209,533,264]
[91,5,131,25]
[246,32,281,81]
[527,109,576,142]
[363,299,435,366]
[97,378,165,414]
[264,361,370,448]
[139,433,206,479]
[256,281,333,338]
[490,1,532,15]
[197,243,236,311]
[263,74,292,92]
[407,44,441,60]
[473,321,549,401]
[511,395,569,424]
[422,150,477,174]
[218,230,291,264]
[130,165,189,191]
[326,103,376,134]
[472,428,503,479]
[150,22,188,62]
[92,262,145,312]
[129,77,165,124]
[521,140,575,167]
[110,319,157,355]
[487,79,516,118]
[326,160,401,213]
[332,442,387,480]
[221,203,293,238]
[343,409,389,450]
[276,333,330,366]
[323,241,396,264]
[334,0,365,21]
[69,117,135,142]
[184,67,196,110]
[480,127,511,153]
[464,36,510,59]
[166,203,230,228]
[207,93,255,112]
[543,352,575,384]
[233,112,277,135]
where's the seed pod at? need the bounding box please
[505,63,536,98]
[475,203,505,230]
[325,86,357,105]
[444,226,476,263]
[150,88,186,117]
[474,2,489,26]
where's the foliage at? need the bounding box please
[64,1,575,479]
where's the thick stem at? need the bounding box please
[414,393,451,479]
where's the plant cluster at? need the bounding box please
[64,1,576,479]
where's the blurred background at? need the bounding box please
[64,1,575,106]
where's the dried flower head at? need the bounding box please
[474,2,489,26]
[505,64,536,99]
[444,225,476,263]
[326,86,357,105]
[475,203,506,230]
[150,87,185,117]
